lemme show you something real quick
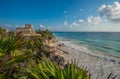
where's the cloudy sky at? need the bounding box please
[1,0,120,31]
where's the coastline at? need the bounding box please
[55,38,120,79]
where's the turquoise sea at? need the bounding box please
[53,32,120,57]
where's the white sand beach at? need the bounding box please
[56,40,120,79]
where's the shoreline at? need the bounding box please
[55,39,120,79]
[55,36,120,58]
[57,40,120,61]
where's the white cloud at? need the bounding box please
[64,20,79,28]
[65,15,69,18]
[72,22,79,27]
[87,16,102,25]
[8,24,11,27]
[64,20,68,26]
[70,24,73,28]
[79,19,84,23]
[99,1,120,23]
[64,11,67,14]
[16,25,19,28]
[4,24,7,26]
[80,9,82,11]
[4,24,11,27]
[73,16,77,18]
[40,24,44,28]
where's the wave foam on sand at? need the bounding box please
[57,40,120,79]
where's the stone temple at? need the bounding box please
[15,24,40,36]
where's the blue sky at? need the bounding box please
[0,0,120,31]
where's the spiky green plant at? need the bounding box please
[26,57,90,79]
[26,58,57,79]
[0,34,25,78]
[0,34,24,55]
[55,64,90,79]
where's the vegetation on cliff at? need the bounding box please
[0,27,91,79]
[0,27,116,79]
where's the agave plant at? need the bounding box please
[25,57,90,79]
[0,34,25,78]
[26,57,57,79]
[55,63,90,79]
[0,34,24,55]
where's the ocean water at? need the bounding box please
[53,32,120,57]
